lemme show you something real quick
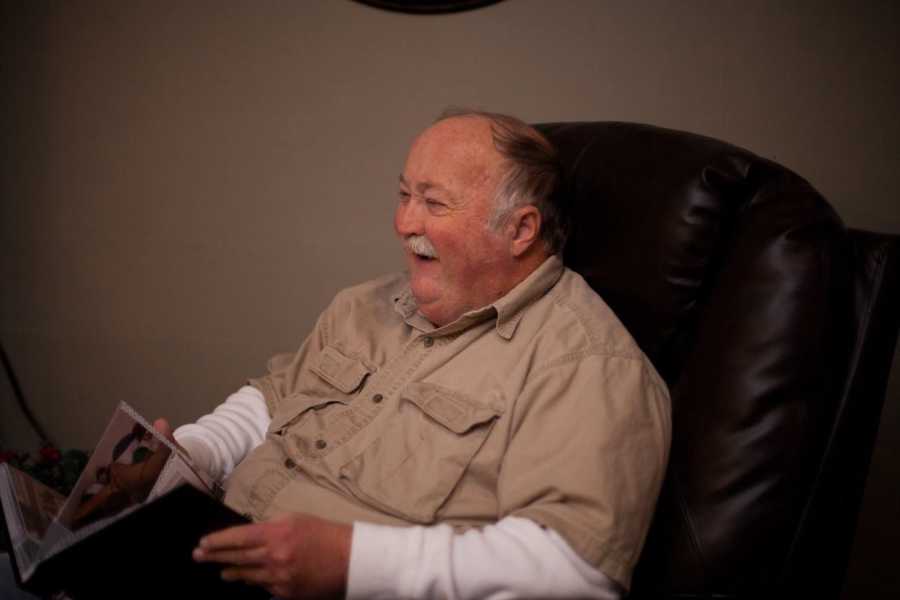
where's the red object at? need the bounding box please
[39,445,61,463]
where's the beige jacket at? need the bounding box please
[224,255,670,588]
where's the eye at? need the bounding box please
[425,198,449,214]
[397,190,411,202]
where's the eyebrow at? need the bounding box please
[398,175,449,196]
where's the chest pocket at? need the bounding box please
[339,381,503,524]
[268,346,373,459]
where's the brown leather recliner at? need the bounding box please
[537,122,900,599]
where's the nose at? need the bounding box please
[394,196,424,238]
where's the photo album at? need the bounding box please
[0,403,266,599]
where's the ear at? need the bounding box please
[506,205,542,258]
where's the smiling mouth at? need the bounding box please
[412,252,437,262]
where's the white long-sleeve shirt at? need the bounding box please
[175,386,621,599]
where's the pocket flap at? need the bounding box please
[311,346,372,394]
[401,382,503,435]
[268,393,333,433]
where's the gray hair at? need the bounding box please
[436,108,567,254]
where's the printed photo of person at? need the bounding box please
[68,422,171,530]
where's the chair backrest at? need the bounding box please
[538,122,900,599]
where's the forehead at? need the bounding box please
[402,117,505,193]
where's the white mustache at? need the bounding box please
[405,235,438,259]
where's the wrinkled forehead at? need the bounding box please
[404,116,506,191]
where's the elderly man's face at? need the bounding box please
[394,117,514,326]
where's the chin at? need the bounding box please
[409,289,449,325]
[409,276,440,302]
[418,304,453,327]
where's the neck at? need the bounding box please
[503,247,552,294]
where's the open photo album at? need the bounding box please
[0,403,266,599]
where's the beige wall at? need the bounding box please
[2,1,898,596]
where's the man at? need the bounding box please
[169,110,670,599]
[2,110,670,599]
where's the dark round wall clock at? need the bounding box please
[355,0,505,14]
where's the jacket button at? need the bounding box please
[284,458,296,469]
[423,337,434,347]
[315,439,327,450]
[372,393,383,404]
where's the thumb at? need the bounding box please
[153,418,174,440]
[153,418,187,455]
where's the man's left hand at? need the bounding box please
[193,513,352,600]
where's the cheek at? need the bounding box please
[435,230,496,279]
[427,227,466,264]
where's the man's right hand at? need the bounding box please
[193,513,352,600]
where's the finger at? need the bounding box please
[193,544,270,565]
[152,418,173,438]
[199,523,268,551]
[152,418,189,453]
[220,565,275,586]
